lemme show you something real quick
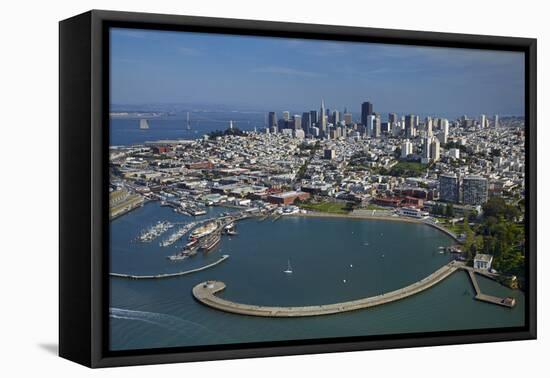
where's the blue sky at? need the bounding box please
[110,28,525,117]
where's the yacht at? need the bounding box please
[283,259,293,274]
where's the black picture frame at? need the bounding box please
[59,9,537,368]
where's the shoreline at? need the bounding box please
[292,210,461,242]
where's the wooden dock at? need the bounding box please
[193,261,462,317]
[464,267,516,308]
[110,255,229,280]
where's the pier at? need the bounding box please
[464,267,516,308]
[192,261,516,317]
[110,255,229,280]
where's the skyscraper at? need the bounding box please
[344,112,353,125]
[425,117,433,137]
[463,176,488,205]
[373,114,382,138]
[332,110,340,124]
[319,99,327,137]
[282,111,290,121]
[310,110,318,125]
[292,115,302,130]
[430,137,440,162]
[366,114,375,137]
[421,136,431,164]
[268,112,277,128]
[480,114,487,128]
[361,101,373,126]
[401,140,413,158]
[405,114,416,138]
[302,112,311,134]
[494,114,499,128]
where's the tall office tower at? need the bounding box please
[332,110,340,124]
[361,101,373,125]
[405,114,416,138]
[344,112,353,125]
[463,175,488,205]
[393,121,403,137]
[425,117,433,137]
[388,113,398,124]
[439,174,460,203]
[293,115,302,130]
[319,99,327,137]
[302,112,311,134]
[282,111,290,121]
[401,140,413,158]
[268,112,277,128]
[421,136,431,163]
[494,114,499,128]
[340,125,347,138]
[480,114,487,128]
[310,110,318,126]
[311,126,320,137]
[366,114,376,137]
[373,114,382,138]
[430,137,441,162]
[293,129,305,139]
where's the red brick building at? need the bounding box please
[267,191,310,205]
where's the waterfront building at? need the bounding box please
[473,254,493,271]
[439,174,459,203]
[267,191,310,205]
[361,101,373,126]
[463,175,488,205]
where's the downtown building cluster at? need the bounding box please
[108,99,524,222]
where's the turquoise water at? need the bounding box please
[109,202,525,351]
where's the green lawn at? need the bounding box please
[363,203,387,210]
[300,202,350,214]
[389,161,427,177]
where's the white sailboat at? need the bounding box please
[283,259,293,274]
[139,119,150,129]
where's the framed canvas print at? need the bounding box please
[59,10,536,368]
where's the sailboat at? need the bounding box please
[139,119,150,129]
[283,259,293,274]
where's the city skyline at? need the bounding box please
[110,28,525,117]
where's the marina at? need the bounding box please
[192,262,516,317]
[110,201,524,351]
[138,221,173,242]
